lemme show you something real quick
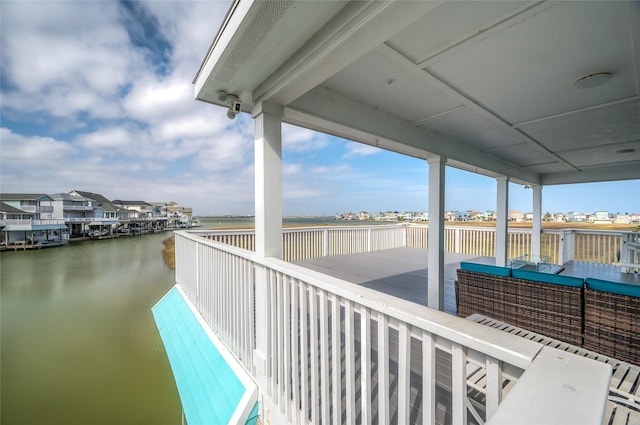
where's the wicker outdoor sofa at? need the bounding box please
[455,262,640,365]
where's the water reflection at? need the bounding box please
[0,233,181,425]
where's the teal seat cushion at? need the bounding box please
[586,278,640,298]
[512,269,584,288]
[460,262,511,277]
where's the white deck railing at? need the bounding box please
[192,223,632,267]
[174,230,610,424]
[0,218,67,226]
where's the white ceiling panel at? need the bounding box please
[557,140,640,168]
[387,1,537,65]
[521,162,570,175]
[324,49,462,124]
[487,143,557,168]
[426,1,635,125]
[519,100,640,153]
[420,106,528,151]
[196,0,640,185]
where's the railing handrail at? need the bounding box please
[0,218,67,225]
[174,230,611,424]
[191,223,636,236]
[63,205,94,210]
[176,230,540,369]
[186,224,634,267]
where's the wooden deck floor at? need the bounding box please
[294,247,493,314]
[560,260,640,284]
[292,249,638,424]
[294,248,639,315]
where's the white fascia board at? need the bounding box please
[254,0,443,106]
[286,87,541,184]
[193,0,256,101]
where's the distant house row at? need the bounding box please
[335,209,640,224]
[0,191,196,249]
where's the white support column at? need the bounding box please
[496,176,509,267]
[427,156,445,311]
[253,101,283,259]
[252,101,283,389]
[531,185,542,262]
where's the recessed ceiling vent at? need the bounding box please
[226,0,293,70]
[574,72,611,89]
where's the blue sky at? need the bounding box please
[1,1,638,217]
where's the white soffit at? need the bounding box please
[196,0,640,185]
[489,144,564,172]
[518,100,640,153]
[422,2,635,125]
[323,48,463,124]
[387,1,539,64]
[558,141,640,168]
[196,0,346,104]
[418,106,527,151]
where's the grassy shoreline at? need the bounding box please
[162,237,176,270]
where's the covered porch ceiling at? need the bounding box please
[194,0,640,186]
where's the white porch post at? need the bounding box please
[495,176,509,267]
[531,185,542,262]
[427,156,445,311]
[252,101,283,388]
[253,101,283,259]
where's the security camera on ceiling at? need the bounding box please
[217,91,241,120]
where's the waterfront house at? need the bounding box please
[416,211,429,222]
[552,212,567,223]
[0,194,68,247]
[1,201,34,246]
[615,214,632,225]
[49,192,96,237]
[153,1,640,424]
[162,201,194,228]
[112,200,153,217]
[70,190,124,235]
[357,211,371,221]
[593,210,613,225]
[0,201,32,221]
[567,211,588,223]
[150,202,166,216]
[0,193,54,220]
[70,190,121,219]
[444,211,456,222]
[113,200,170,233]
[507,210,523,223]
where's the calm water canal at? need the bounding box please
[1,232,181,425]
[1,216,365,424]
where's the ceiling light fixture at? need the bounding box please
[574,72,611,89]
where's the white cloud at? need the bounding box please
[74,127,140,152]
[0,128,75,164]
[143,1,231,77]
[283,163,303,176]
[1,2,143,122]
[283,124,330,153]
[343,142,382,158]
[0,0,389,215]
[190,130,252,173]
[123,76,195,123]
